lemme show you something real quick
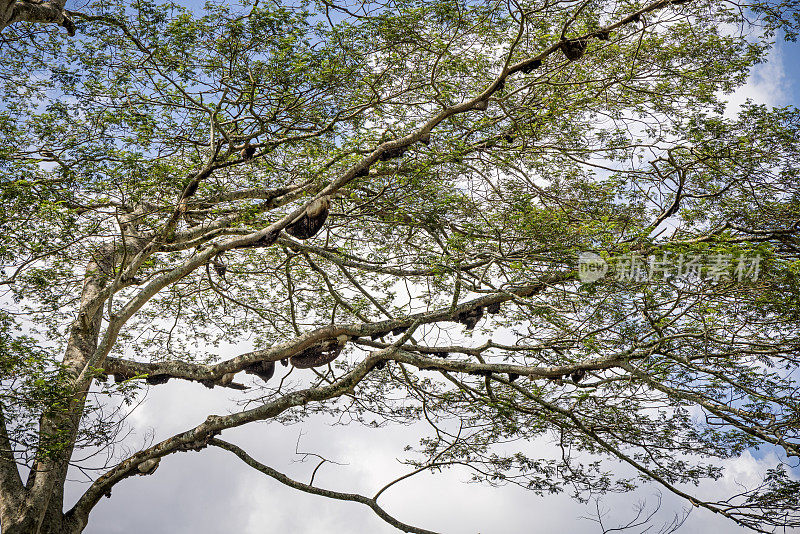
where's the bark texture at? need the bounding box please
[1,0,74,35]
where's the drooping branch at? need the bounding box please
[210,438,442,534]
[619,361,800,459]
[515,386,775,534]
[65,340,409,528]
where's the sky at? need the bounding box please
[49,14,800,534]
[70,383,769,534]
[727,35,800,110]
[778,38,800,105]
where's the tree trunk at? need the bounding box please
[0,247,113,534]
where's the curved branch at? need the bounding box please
[210,438,442,534]
[509,380,776,534]
[65,339,411,527]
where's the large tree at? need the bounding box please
[1,0,800,532]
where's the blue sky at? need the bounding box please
[781,39,800,104]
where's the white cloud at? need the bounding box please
[725,44,790,115]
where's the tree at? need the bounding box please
[1,0,800,532]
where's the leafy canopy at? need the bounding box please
[1,0,800,532]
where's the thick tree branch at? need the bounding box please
[1,0,74,34]
[65,339,414,527]
[99,274,573,385]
